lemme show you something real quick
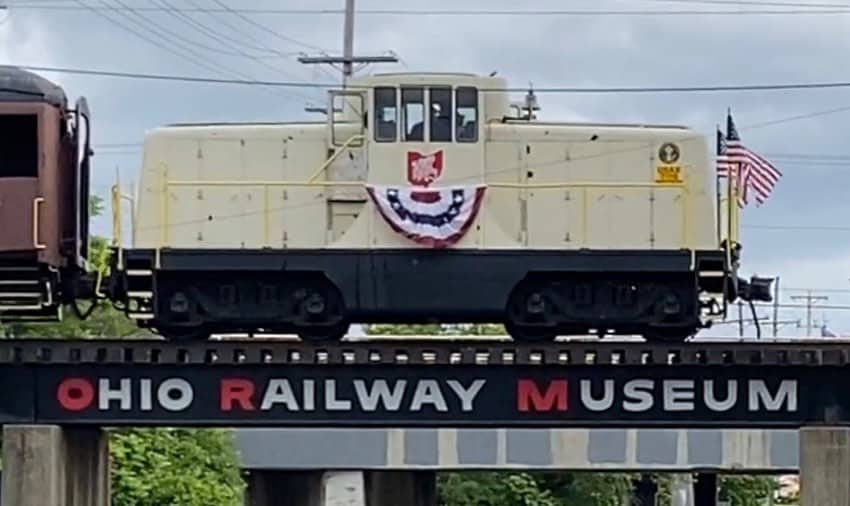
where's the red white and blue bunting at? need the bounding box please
[365,184,487,247]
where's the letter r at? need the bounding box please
[221,379,255,411]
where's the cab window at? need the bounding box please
[374,87,397,142]
[429,87,452,142]
[402,87,424,141]
[456,87,478,142]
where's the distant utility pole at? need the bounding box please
[772,276,780,337]
[790,290,828,336]
[298,0,398,88]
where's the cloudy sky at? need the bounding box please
[2,0,849,338]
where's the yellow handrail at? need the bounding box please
[161,178,691,247]
[166,180,685,190]
[167,180,364,187]
[306,133,365,183]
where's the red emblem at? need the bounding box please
[407,150,443,186]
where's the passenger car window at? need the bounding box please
[402,88,424,142]
[429,87,452,142]
[456,87,478,143]
[373,87,397,142]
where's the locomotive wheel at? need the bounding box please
[642,326,695,343]
[156,324,211,342]
[504,320,558,342]
[291,279,349,342]
[296,320,351,342]
[505,280,559,342]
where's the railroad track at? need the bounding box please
[4,336,850,366]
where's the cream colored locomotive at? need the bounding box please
[109,71,767,342]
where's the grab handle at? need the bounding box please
[32,197,46,249]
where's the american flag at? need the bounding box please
[716,111,782,206]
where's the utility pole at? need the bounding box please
[342,0,355,84]
[737,301,743,336]
[298,0,398,88]
[772,276,780,337]
[790,290,828,336]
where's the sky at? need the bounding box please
[1,0,849,338]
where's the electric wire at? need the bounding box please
[142,0,322,103]
[15,64,850,94]
[7,3,850,15]
[66,0,313,104]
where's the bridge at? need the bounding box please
[1,337,849,505]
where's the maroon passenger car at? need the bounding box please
[0,66,92,322]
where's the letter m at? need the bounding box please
[517,379,568,412]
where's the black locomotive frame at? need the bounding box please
[107,246,767,343]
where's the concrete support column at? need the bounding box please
[669,474,694,506]
[693,473,717,506]
[631,474,657,506]
[245,470,436,506]
[1,425,110,506]
[244,471,324,506]
[800,426,850,506]
[365,471,437,506]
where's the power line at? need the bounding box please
[64,0,306,104]
[641,0,850,9]
[16,64,850,93]
[743,223,850,231]
[8,4,850,15]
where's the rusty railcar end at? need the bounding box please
[0,66,94,323]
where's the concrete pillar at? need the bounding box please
[800,426,850,506]
[1,425,110,506]
[670,474,694,506]
[365,471,437,506]
[693,473,717,506]
[321,471,365,506]
[632,474,657,506]
[244,471,324,506]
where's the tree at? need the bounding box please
[439,472,558,506]
[109,428,245,506]
[720,475,779,506]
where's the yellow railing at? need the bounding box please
[490,181,690,248]
[110,169,137,271]
[156,178,689,249]
[164,179,363,245]
[307,133,365,183]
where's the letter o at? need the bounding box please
[157,378,193,411]
[57,378,95,411]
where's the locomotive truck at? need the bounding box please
[0,66,772,342]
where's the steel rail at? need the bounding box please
[3,338,850,366]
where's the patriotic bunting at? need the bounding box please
[365,184,487,248]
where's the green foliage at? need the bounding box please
[438,472,638,506]
[439,472,557,506]
[537,472,635,506]
[365,323,506,335]
[720,475,779,506]
[109,428,245,506]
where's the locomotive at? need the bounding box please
[0,67,772,342]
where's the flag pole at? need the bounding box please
[725,113,736,251]
[715,124,722,244]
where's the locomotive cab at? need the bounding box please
[0,66,92,323]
